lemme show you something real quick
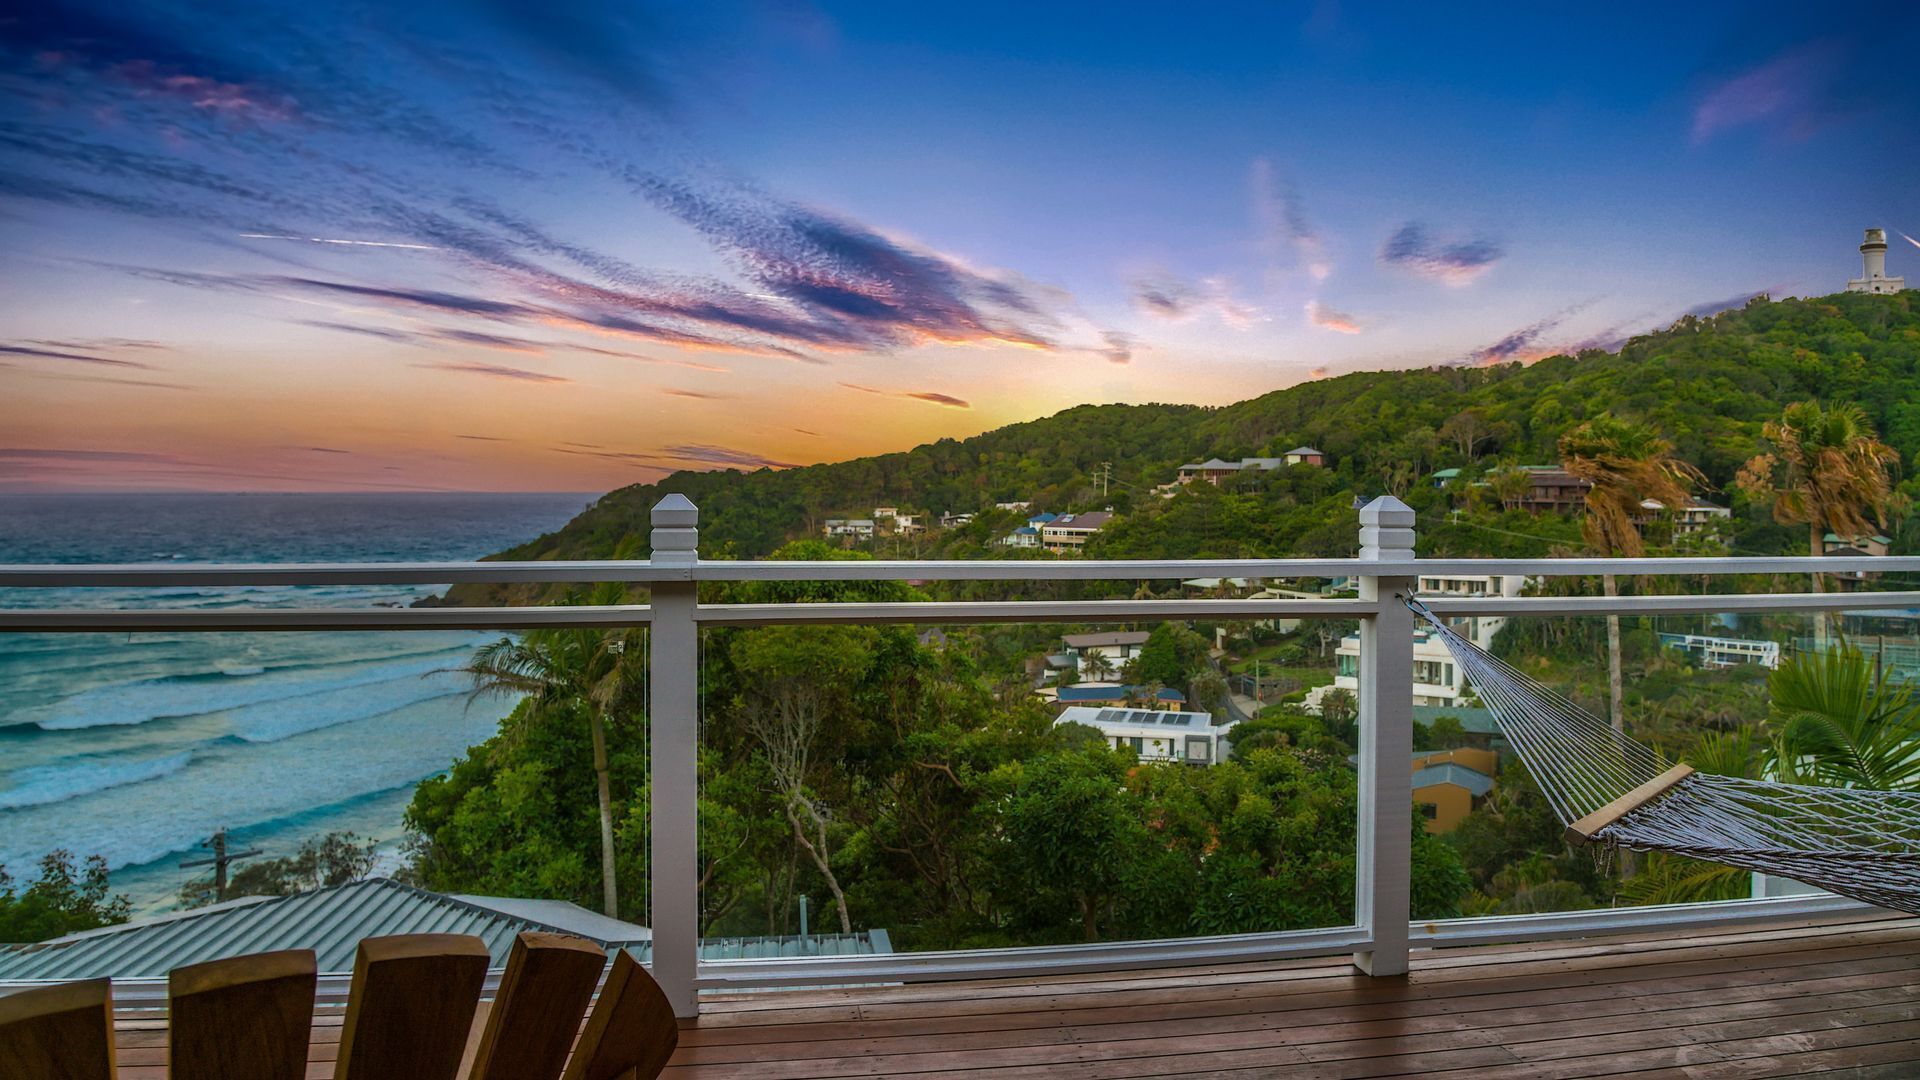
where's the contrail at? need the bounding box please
[1900,230,1920,252]
[240,233,440,251]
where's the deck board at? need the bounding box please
[109,911,1920,1078]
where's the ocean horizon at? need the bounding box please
[0,491,596,914]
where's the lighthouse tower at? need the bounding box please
[1847,228,1905,294]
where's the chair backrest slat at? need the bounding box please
[332,933,489,1080]
[467,932,607,1080]
[167,948,316,1080]
[560,951,678,1080]
[0,978,117,1079]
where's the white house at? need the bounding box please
[1415,573,1526,650]
[996,501,1033,512]
[1055,706,1232,765]
[1282,446,1324,466]
[1315,627,1467,711]
[1062,629,1150,676]
[1659,633,1781,669]
[873,506,899,519]
[999,526,1040,548]
[1041,511,1112,552]
[822,518,875,540]
[1640,498,1732,537]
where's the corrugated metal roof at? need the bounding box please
[0,878,648,980]
[0,878,894,982]
[1411,763,1495,798]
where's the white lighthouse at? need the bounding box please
[1847,228,1905,294]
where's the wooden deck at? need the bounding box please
[112,911,1920,1078]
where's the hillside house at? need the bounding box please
[1320,627,1466,709]
[1176,457,1286,485]
[939,511,975,529]
[1658,632,1782,669]
[1041,510,1112,552]
[1640,498,1732,536]
[1062,629,1149,676]
[1513,465,1591,513]
[1823,532,1891,582]
[822,518,875,541]
[1416,573,1526,649]
[1282,446,1324,466]
[1411,748,1498,833]
[1054,706,1231,765]
[999,511,1057,548]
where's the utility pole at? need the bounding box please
[181,828,261,902]
[1096,461,1112,498]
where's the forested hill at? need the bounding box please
[474,291,1920,573]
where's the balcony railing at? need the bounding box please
[2,494,1917,1017]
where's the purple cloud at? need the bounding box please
[839,382,972,409]
[1129,274,1258,327]
[1379,223,1504,285]
[1692,43,1840,143]
[1,343,156,369]
[415,361,568,383]
[1252,158,1329,281]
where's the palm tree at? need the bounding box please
[1081,649,1117,683]
[1558,415,1704,736]
[465,580,645,917]
[1766,643,1920,791]
[1736,401,1899,648]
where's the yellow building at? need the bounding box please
[1410,748,1497,833]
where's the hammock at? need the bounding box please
[1405,598,1920,914]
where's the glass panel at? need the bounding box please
[696,607,1370,961]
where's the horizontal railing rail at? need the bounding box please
[0,493,1907,1017]
[0,605,654,632]
[4,553,1919,588]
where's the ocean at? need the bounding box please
[0,492,595,914]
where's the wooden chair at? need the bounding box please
[562,950,680,1080]
[167,949,316,1080]
[0,977,117,1079]
[333,933,490,1080]
[4,930,681,1079]
[467,932,608,1080]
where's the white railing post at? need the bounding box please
[1353,495,1415,977]
[649,494,700,1017]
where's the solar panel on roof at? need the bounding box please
[1096,709,1120,722]
[1164,715,1193,726]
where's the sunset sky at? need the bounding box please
[3,2,1917,492]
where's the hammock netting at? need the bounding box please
[1409,600,1920,914]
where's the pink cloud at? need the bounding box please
[1691,44,1838,143]
[1305,300,1361,334]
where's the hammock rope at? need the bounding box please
[1405,597,1920,914]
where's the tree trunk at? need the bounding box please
[1603,574,1624,736]
[588,711,619,917]
[1811,523,1828,651]
[786,799,852,934]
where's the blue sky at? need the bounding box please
[2,2,1916,491]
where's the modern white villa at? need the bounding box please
[1060,629,1150,676]
[1053,706,1232,765]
